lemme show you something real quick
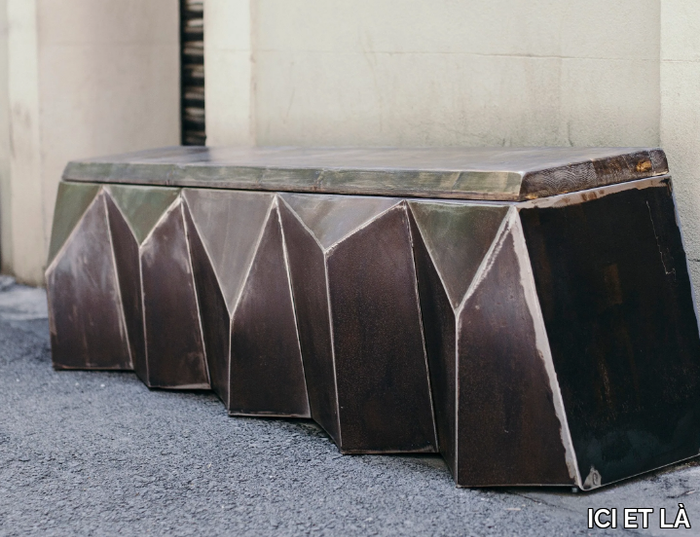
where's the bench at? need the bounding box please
[45,146,700,489]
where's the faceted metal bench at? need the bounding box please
[46,146,700,490]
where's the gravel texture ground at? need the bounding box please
[0,279,698,536]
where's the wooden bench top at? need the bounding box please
[63,146,668,201]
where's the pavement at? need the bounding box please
[0,279,699,536]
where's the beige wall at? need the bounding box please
[255,0,660,148]
[208,0,660,148]
[1,0,180,285]
[2,0,700,289]
[205,0,254,146]
[661,0,700,285]
[208,0,700,291]
[0,0,10,276]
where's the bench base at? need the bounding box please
[46,174,700,489]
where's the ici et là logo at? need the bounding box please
[588,504,691,530]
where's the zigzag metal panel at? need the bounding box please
[45,147,700,490]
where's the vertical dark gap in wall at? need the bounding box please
[181,0,206,146]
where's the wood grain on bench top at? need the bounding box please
[62,146,668,201]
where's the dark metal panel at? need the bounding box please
[47,182,100,266]
[229,205,310,417]
[278,200,340,444]
[456,227,572,486]
[409,210,458,471]
[141,201,209,389]
[47,193,131,370]
[46,157,700,489]
[281,193,399,250]
[183,202,230,405]
[182,189,273,311]
[105,193,146,381]
[520,182,700,488]
[327,205,437,453]
[408,202,509,308]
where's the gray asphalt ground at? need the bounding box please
[0,280,699,536]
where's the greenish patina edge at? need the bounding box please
[47,182,101,267]
[61,147,668,201]
[107,185,181,245]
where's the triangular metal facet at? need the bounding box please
[140,201,209,389]
[327,205,437,453]
[278,200,340,444]
[105,193,146,380]
[456,226,571,486]
[107,185,181,245]
[229,205,310,417]
[47,182,101,266]
[280,193,400,250]
[183,189,274,313]
[408,211,458,473]
[47,192,132,370]
[183,201,232,406]
[408,201,509,309]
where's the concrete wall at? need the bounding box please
[205,0,254,146]
[255,0,660,148]
[209,0,700,292]
[3,0,700,289]
[1,0,180,285]
[0,0,9,276]
[208,0,660,148]
[660,0,700,285]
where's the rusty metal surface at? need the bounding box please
[408,201,571,485]
[280,194,437,453]
[181,189,274,407]
[63,146,667,201]
[409,212,458,474]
